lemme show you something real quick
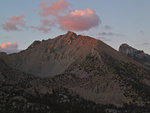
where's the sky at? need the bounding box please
[0,0,150,54]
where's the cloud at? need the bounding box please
[0,42,18,49]
[139,30,145,35]
[142,42,150,45]
[59,8,100,31]
[39,0,69,16]
[0,15,25,31]
[0,42,19,54]
[103,25,112,30]
[99,37,111,42]
[31,19,55,33]
[98,32,124,37]
[38,0,100,32]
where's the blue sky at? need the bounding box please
[0,0,150,54]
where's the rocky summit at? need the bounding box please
[0,31,150,113]
[119,43,150,68]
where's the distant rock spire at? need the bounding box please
[119,43,150,68]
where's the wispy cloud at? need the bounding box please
[103,25,112,30]
[141,42,150,46]
[39,0,70,17]
[98,32,124,37]
[0,15,25,31]
[31,19,55,33]
[98,37,111,42]
[139,30,145,35]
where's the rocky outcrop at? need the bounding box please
[119,43,150,68]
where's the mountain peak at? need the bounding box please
[65,31,77,39]
[120,43,130,47]
[61,31,78,45]
[119,43,150,68]
[119,43,144,54]
[66,31,76,35]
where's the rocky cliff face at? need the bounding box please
[119,43,150,68]
[0,32,150,113]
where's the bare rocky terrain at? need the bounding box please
[119,43,150,68]
[0,31,150,113]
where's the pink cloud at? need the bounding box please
[31,19,55,33]
[59,8,100,31]
[0,42,19,54]
[2,23,18,31]
[38,0,101,32]
[0,42,18,49]
[9,15,25,25]
[39,0,69,16]
[1,15,25,31]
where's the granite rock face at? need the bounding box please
[119,43,150,68]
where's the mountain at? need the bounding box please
[119,43,150,68]
[1,31,98,77]
[0,31,141,77]
[0,31,150,113]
